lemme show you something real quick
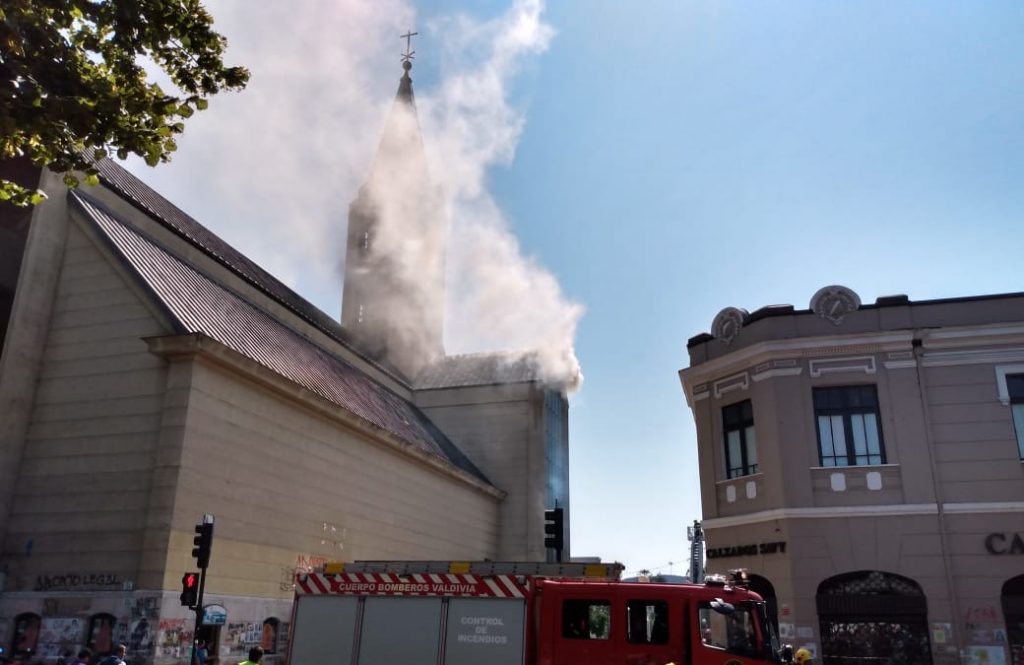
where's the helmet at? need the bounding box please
[794,648,813,663]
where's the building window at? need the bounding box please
[723,400,757,478]
[1009,374,1024,459]
[814,386,885,467]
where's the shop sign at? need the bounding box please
[202,604,228,626]
[706,541,786,559]
[984,532,1024,555]
[35,572,120,591]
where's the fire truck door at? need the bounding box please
[693,600,768,665]
[620,599,682,665]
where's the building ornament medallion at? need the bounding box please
[810,285,861,325]
[711,307,749,345]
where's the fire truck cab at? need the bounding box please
[535,573,780,665]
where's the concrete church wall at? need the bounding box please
[164,356,502,601]
[2,220,171,591]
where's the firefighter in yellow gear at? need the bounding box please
[794,647,814,663]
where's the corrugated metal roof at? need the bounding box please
[89,158,412,380]
[415,352,539,389]
[70,191,489,485]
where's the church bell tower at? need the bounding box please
[341,36,447,379]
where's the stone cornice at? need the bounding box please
[921,322,1024,349]
[680,322,1024,406]
[144,332,505,500]
[679,331,914,406]
[702,501,1024,529]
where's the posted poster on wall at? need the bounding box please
[962,645,1007,665]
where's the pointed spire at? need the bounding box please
[397,29,417,104]
[340,31,448,379]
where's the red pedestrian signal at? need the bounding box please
[180,572,199,607]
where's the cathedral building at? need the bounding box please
[0,60,570,665]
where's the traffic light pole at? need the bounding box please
[188,515,214,665]
[189,566,209,665]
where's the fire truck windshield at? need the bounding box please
[699,599,777,661]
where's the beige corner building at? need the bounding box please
[680,285,1024,665]
[0,62,570,665]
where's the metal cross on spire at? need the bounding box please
[400,30,418,63]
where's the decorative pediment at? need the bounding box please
[711,307,749,345]
[810,285,861,325]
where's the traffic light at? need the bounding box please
[192,522,214,569]
[544,507,564,553]
[180,572,199,607]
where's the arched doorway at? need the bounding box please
[1003,574,1024,665]
[816,570,932,665]
[87,613,117,656]
[747,574,779,634]
[10,613,41,659]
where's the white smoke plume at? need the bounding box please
[420,1,583,387]
[137,0,582,387]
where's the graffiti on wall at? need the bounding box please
[128,618,154,653]
[222,620,289,657]
[965,605,1007,645]
[280,553,333,591]
[156,619,193,659]
[37,618,87,660]
[130,597,161,619]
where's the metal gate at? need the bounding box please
[1004,574,1024,665]
[816,571,932,665]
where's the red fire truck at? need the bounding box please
[286,561,791,665]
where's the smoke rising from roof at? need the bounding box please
[130,0,581,387]
[419,1,583,387]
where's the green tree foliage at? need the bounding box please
[0,0,249,205]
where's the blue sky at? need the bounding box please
[128,1,1024,575]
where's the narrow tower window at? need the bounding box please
[722,400,757,479]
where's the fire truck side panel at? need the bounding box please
[288,596,359,665]
[357,596,443,664]
[442,597,526,665]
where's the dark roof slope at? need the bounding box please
[91,158,411,380]
[71,191,490,485]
